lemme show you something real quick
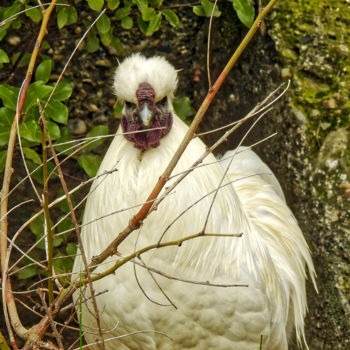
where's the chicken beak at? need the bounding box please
[139,104,153,127]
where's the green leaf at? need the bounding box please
[0,28,7,42]
[53,252,74,276]
[85,125,109,151]
[0,84,19,111]
[142,7,156,21]
[57,7,68,29]
[87,0,104,12]
[35,59,53,84]
[46,99,68,124]
[161,9,181,28]
[87,30,100,53]
[115,6,131,20]
[27,159,56,184]
[57,6,78,29]
[19,119,42,143]
[107,0,120,10]
[57,216,74,240]
[230,0,255,28]
[0,150,6,173]
[97,14,111,34]
[0,49,9,64]
[146,12,162,36]
[23,147,42,164]
[137,15,148,34]
[173,97,195,120]
[18,53,31,68]
[25,6,42,23]
[121,16,133,29]
[66,242,77,256]
[78,153,102,177]
[193,0,221,17]
[29,214,45,249]
[133,0,148,12]
[53,126,73,155]
[0,107,15,146]
[46,120,61,140]
[110,36,123,54]
[149,0,163,7]
[57,191,76,214]
[52,81,73,101]
[100,31,113,45]
[23,81,53,113]
[18,265,37,279]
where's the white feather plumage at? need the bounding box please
[73,54,316,350]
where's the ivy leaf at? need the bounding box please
[161,9,181,28]
[78,153,102,177]
[25,6,42,23]
[23,147,42,164]
[230,0,255,28]
[0,107,15,146]
[0,49,9,64]
[46,99,68,124]
[52,81,73,101]
[87,0,104,12]
[107,0,120,10]
[146,12,162,36]
[97,14,111,34]
[173,97,195,120]
[46,120,61,140]
[142,7,156,21]
[0,150,6,173]
[57,6,78,29]
[84,125,109,151]
[35,59,53,84]
[0,84,19,111]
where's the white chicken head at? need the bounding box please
[113,54,178,151]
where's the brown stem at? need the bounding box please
[0,0,58,341]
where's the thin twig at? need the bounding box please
[1,0,58,343]
[206,0,219,89]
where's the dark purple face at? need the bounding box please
[120,82,173,151]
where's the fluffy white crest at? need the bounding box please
[113,53,178,103]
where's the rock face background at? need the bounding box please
[1,1,348,348]
[44,1,350,348]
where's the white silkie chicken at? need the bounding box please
[72,54,316,350]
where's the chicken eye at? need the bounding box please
[156,97,168,108]
[125,101,136,109]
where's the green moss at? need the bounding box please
[268,0,350,152]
